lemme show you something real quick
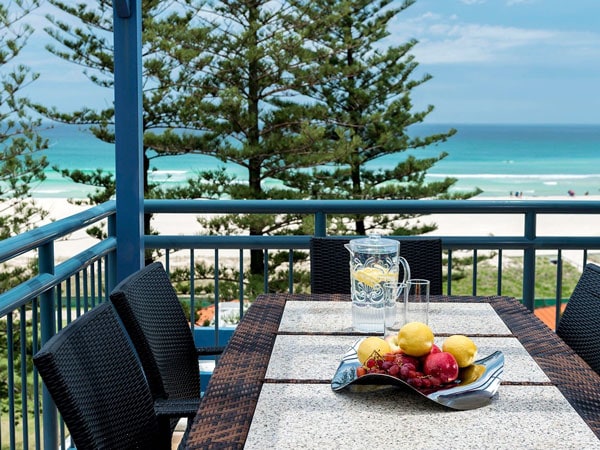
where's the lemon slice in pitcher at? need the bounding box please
[352,266,396,288]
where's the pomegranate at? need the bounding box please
[423,351,459,384]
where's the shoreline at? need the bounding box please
[27,195,600,263]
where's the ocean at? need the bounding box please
[33,123,600,199]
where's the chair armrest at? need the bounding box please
[196,346,225,356]
[154,397,199,420]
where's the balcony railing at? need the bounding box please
[1,198,599,449]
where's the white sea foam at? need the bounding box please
[35,123,600,199]
[428,173,600,180]
[151,170,188,175]
[149,170,191,182]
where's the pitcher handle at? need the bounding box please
[398,256,411,283]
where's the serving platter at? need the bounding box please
[331,339,504,410]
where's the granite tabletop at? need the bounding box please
[185,295,600,449]
[244,300,600,448]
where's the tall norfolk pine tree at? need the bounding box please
[1,0,49,415]
[285,0,480,235]
[35,0,478,280]
[35,0,219,254]
[36,0,217,204]
[176,0,478,243]
[0,0,48,240]
[167,0,334,274]
[170,0,479,273]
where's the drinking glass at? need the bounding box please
[404,279,430,325]
[383,282,407,338]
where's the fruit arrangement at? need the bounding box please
[355,322,480,390]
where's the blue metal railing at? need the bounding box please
[144,199,600,310]
[0,201,116,450]
[1,199,599,449]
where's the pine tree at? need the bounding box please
[33,0,480,289]
[36,0,217,204]
[165,0,334,274]
[284,0,481,235]
[0,0,48,239]
[0,0,48,416]
[34,0,218,255]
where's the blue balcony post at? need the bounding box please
[314,211,326,237]
[523,211,536,311]
[39,242,57,449]
[113,0,144,282]
[106,212,118,293]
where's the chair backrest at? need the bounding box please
[33,302,170,450]
[310,237,443,295]
[109,262,200,402]
[556,263,600,374]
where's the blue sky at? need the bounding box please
[17,0,600,124]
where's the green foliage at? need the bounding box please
[171,0,337,273]
[283,0,481,236]
[36,1,482,277]
[448,253,581,301]
[1,0,49,240]
[445,251,496,285]
[168,249,311,303]
[35,0,217,213]
[1,0,50,422]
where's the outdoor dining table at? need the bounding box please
[185,294,600,449]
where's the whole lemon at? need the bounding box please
[397,322,434,357]
[442,335,478,368]
[357,336,391,364]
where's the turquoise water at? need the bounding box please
[34,123,600,199]
[409,124,600,197]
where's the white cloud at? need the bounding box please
[459,0,535,5]
[390,13,600,65]
[506,0,535,5]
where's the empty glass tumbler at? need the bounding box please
[384,282,407,338]
[404,279,430,325]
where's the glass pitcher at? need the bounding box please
[345,234,411,332]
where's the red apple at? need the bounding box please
[423,351,459,384]
[385,334,402,353]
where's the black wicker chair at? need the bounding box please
[109,262,224,435]
[310,237,443,295]
[556,263,600,374]
[33,302,184,450]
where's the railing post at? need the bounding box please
[523,211,536,311]
[106,213,118,294]
[39,242,58,450]
[555,249,563,330]
[114,0,144,282]
[314,211,326,237]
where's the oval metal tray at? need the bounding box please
[331,339,504,410]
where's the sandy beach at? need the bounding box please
[425,195,600,237]
[32,195,600,265]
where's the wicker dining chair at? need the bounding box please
[310,237,443,295]
[33,302,183,450]
[556,263,600,374]
[109,262,224,435]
